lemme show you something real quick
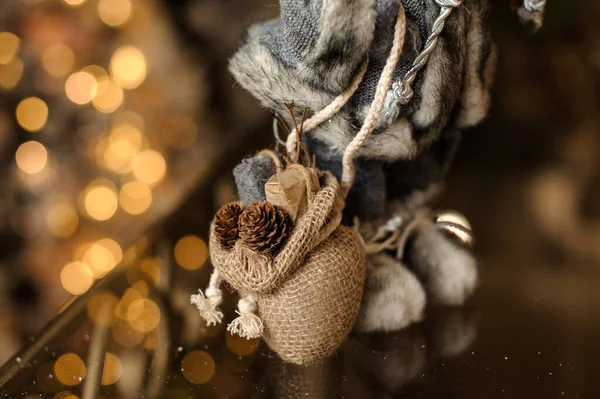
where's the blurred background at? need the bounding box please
[0,0,599,398]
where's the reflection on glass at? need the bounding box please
[181,351,215,385]
[174,236,207,270]
[54,353,87,387]
[101,353,122,386]
[15,97,48,132]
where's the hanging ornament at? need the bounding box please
[191,4,410,365]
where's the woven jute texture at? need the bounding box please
[209,171,366,365]
[259,224,365,364]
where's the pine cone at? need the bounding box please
[214,203,243,250]
[239,201,292,255]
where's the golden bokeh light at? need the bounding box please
[87,290,118,327]
[63,0,86,6]
[65,71,98,105]
[110,46,147,89]
[101,353,122,385]
[132,150,166,185]
[130,280,149,297]
[73,242,92,262]
[174,235,208,270]
[143,330,157,350]
[82,180,119,221]
[127,298,161,333]
[16,97,49,132]
[81,65,107,80]
[119,180,152,215]
[115,287,144,319]
[225,332,260,356]
[110,123,144,152]
[53,392,79,399]
[60,262,94,295]
[111,318,144,347]
[181,351,215,384]
[122,245,138,267]
[42,45,75,78]
[102,124,143,173]
[0,32,19,65]
[83,242,117,278]
[98,238,123,264]
[139,258,161,286]
[15,141,48,174]
[75,238,122,265]
[46,202,79,238]
[0,57,24,89]
[161,115,197,149]
[92,77,123,113]
[54,353,86,386]
[98,0,132,27]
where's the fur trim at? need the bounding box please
[457,1,496,128]
[408,225,478,306]
[355,253,426,333]
[301,0,376,92]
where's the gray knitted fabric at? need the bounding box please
[262,0,428,109]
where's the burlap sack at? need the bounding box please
[209,172,366,365]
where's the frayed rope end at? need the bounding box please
[227,310,263,340]
[227,295,263,339]
[190,290,223,326]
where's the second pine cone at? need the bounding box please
[239,201,292,255]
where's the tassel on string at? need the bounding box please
[227,294,263,339]
[190,270,224,326]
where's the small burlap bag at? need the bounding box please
[208,171,366,365]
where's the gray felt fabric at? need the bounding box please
[304,137,386,221]
[233,155,275,206]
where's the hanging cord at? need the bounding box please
[340,5,407,198]
[394,210,432,260]
[393,0,462,104]
[258,149,284,173]
[286,4,407,201]
[285,61,368,158]
[364,209,432,259]
[227,294,264,339]
[190,269,224,326]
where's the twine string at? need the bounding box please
[392,0,462,104]
[285,4,408,201]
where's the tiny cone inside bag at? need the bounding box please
[265,164,320,222]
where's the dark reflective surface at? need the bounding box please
[2,0,600,397]
[1,254,600,398]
